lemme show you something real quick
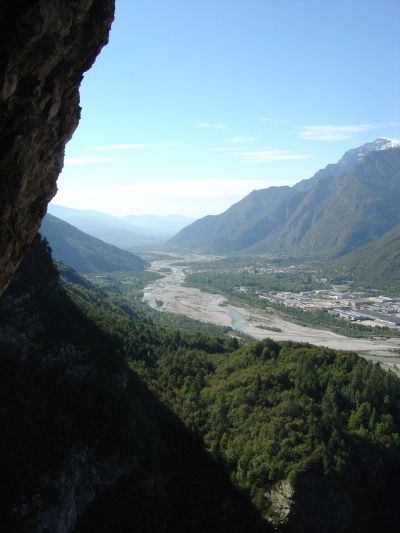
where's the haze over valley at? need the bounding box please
[47,203,193,247]
[45,138,400,365]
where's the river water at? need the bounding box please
[142,256,400,363]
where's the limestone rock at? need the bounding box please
[0,0,115,292]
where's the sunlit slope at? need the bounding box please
[336,223,400,291]
[169,140,400,258]
[41,213,145,273]
[168,186,291,251]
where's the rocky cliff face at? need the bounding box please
[0,0,115,293]
[28,448,129,533]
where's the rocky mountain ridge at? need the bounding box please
[169,139,400,258]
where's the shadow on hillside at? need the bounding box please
[0,237,270,533]
[76,371,271,533]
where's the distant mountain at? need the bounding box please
[293,137,400,192]
[48,205,193,245]
[250,143,400,257]
[47,205,160,247]
[335,224,400,291]
[40,214,145,273]
[122,214,193,237]
[169,138,400,258]
[168,186,291,252]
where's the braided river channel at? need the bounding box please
[143,255,400,371]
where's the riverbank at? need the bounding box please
[142,255,400,361]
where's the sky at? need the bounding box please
[53,0,400,218]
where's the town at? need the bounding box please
[260,286,400,328]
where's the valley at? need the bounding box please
[2,2,400,529]
[143,254,400,366]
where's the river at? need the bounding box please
[142,255,400,365]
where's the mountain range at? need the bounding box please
[169,138,400,258]
[40,213,145,273]
[48,204,193,247]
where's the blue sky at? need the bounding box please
[54,0,400,217]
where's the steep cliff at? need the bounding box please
[0,0,115,293]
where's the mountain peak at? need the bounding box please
[373,137,400,150]
[336,137,400,170]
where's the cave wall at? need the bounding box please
[0,0,115,293]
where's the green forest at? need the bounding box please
[185,270,325,293]
[2,237,400,532]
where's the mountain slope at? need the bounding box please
[293,137,399,192]
[168,186,291,251]
[169,139,400,257]
[40,214,145,273]
[0,237,157,531]
[335,224,400,291]
[0,237,268,532]
[250,145,400,257]
[4,238,400,532]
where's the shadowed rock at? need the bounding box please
[0,0,115,293]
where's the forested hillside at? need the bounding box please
[143,341,400,532]
[335,224,400,294]
[40,214,145,273]
[2,237,400,531]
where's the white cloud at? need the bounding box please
[90,142,180,150]
[261,117,288,124]
[64,156,118,166]
[229,136,257,144]
[298,123,384,141]
[158,142,180,147]
[197,121,226,130]
[89,143,150,151]
[240,150,311,163]
[208,147,244,153]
